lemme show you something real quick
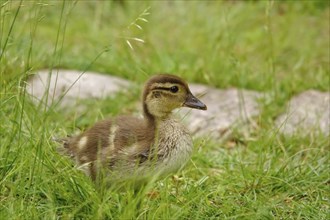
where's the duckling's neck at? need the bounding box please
[143,103,173,122]
[144,111,173,126]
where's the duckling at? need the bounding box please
[62,74,207,182]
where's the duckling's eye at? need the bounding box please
[170,86,179,93]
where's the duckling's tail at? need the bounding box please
[52,136,72,156]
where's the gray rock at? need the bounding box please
[26,70,264,140]
[177,84,263,140]
[26,69,131,107]
[275,90,330,136]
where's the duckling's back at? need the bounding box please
[62,116,155,180]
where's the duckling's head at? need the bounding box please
[143,74,207,119]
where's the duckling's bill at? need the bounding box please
[183,93,207,110]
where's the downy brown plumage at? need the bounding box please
[62,74,207,182]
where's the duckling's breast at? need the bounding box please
[155,117,193,175]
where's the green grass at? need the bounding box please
[1,1,329,219]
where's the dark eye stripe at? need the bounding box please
[154,86,179,93]
[153,84,180,94]
[153,87,172,91]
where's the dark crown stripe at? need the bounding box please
[147,74,187,87]
[153,78,185,86]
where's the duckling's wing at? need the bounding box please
[107,116,156,164]
[59,116,156,178]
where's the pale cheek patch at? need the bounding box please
[78,136,88,151]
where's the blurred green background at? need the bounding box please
[1,0,329,93]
